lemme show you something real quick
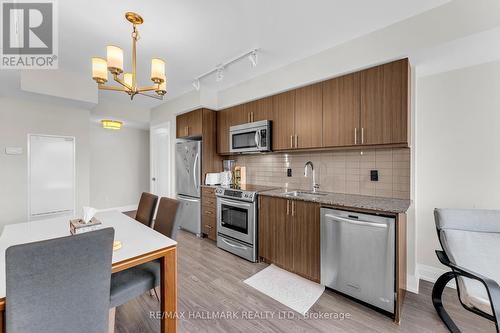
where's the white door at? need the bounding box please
[150,123,171,198]
[28,134,75,219]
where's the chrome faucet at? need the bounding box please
[304,161,320,193]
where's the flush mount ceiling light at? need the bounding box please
[101,120,123,130]
[91,12,167,100]
[192,48,259,91]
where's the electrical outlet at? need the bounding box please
[287,168,292,177]
[370,170,379,181]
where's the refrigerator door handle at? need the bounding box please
[177,195,200,203]
[193,153,199,190]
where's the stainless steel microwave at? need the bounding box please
[229,120,271,154]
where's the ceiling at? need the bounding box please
[3,0,451,108]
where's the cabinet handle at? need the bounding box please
[252,112,255,122]
[354,128,357,145]
[361,127,364,144]
[295,135,298,148]
[292,201,296,216]
[286,200,290,215]
[290,135,294,148]
[247,113,250,123]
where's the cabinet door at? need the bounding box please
[360,59,409,145]
[176,113,188,138]
[294,83,323,149]
[292,200,320,282]
[243,97,273,122]
[216,109,230,154]
[229,104,247,126]
[258,196,292,269]
[187,109,203,137]
[272,90,295,150]
[323,73,360,147]
[360,65,384,145]
[384,59,409,144]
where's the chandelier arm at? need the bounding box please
[98,84,128,92]
[137,91,164,100]
[137,85,159,93]
[112,75,133,91]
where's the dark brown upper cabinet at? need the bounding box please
[272,90,296,150]
[322,72,361,147]
[294,83,323,149]
[360,58,409,145]
[216,108,231,155]
[176,109,202,138]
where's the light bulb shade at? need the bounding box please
[101,119,122,130]
[123,72,133,89]
[151,58,166,83]
[106,45,124,74]
[92,57,108,83]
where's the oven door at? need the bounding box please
[217,197,255,245]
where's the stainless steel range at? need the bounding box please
[215,184,275,262]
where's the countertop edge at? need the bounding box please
[258,190,411,214]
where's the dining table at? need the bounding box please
[0,210,178,333]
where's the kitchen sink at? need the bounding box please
[282,190,328,198]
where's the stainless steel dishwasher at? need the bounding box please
[320,208,395,314]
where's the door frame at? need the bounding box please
[150,122,172,198]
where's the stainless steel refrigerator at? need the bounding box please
[175,140,202,237]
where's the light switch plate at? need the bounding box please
[5,147,23,155]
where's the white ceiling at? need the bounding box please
[55,0,449,106]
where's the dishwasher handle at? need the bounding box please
[324,214,388,229]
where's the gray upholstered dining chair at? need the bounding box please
[433,208,500,333]
[6,228,115,333]
[109,197,179,331]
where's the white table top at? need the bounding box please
[0,210,177,300]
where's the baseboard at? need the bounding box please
[96,204,137,213]
[417,264,456,289]
[406,274,420,294]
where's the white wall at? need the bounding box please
[0,97,90,227]
[89,123,149,210]
[416,60,500,280]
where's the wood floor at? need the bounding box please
[115,230,496,333]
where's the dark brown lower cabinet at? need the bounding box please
[202,187,217,240]
[258,196,320,282]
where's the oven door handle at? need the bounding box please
[221,237,248,250]
[219,198,252,209]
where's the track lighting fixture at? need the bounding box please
[192,48,259,89]
[216,67,224,82]
[248,51,258,67]
[192,79,200,91]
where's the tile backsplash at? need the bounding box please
[233,148,410,199]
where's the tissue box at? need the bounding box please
[70,217,102,235]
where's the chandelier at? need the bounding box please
[91,12,166,100]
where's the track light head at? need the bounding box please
[216,67,224,82]
[248,50,258,68]
[192,79,200,91]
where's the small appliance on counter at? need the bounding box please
[220,159,236,187]
[205,173,222,186]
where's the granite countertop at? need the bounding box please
[259,188,411,214]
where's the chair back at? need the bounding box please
[136,192,159,227]
[153,197,180,238]
[6,228,115,333]
[435,208,500,234]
